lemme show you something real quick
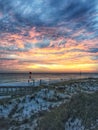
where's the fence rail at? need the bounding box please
[0,86,35,96]
[0,79,64,96]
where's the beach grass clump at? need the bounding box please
[67,92,98,128]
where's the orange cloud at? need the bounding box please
[0,26,98,73]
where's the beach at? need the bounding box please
[0,77,98,130]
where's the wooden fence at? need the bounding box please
[0,86,36,96]
[0,79,64,96]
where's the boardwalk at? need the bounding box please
[0,86,36,96]
[0,79,63,96]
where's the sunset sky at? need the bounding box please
[0,0,98,73]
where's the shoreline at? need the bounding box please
[0,77,98,86]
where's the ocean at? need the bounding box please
[0,73,98,84]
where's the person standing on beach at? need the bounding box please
[28,72,32,84]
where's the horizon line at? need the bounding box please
[0,72,98,74]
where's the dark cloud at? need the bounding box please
[23,42,33,50]
[35,40,50,48]
[0,0,98,52]
[89,48,98,53]
[0,0,98,29]
[72,48,98,54]
[0,42,33,52]
[0,57,16,60]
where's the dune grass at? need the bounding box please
[37,91,98,130]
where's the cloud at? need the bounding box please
[0,0,98,72]
[0,0,98,43]
[91,56,98,60]
[0,0,98,28]
[35,40,50,48]
[89,48,98,53]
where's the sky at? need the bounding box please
[0,0,98,73]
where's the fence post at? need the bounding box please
[40,79,42,86]
[33,79,35,87]
[28,72,32,85]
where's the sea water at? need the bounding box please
[0,73,98,84]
